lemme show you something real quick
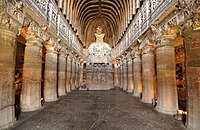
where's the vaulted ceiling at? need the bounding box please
[56,0,143,48]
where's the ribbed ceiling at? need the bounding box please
[57,0,143,48]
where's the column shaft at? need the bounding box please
[58,53,66,96]
[79,63,84,86]
[156,42,178,115]
[0,29,16,129]
[75,62,79,88]
[44,51,58,102]
[21,38,43,112]
[66,56,71,92]
[123,61,128,91]
[184,29,200,130]
[127,59,133,93]
[71,58,76,90]
[133,56,142,97]
[120,65,123,88]
[113,64,118,87]
[141,52,156,103]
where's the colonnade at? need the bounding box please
[113,21,200,129]
[0,25,84,129]
[114,33,179,115]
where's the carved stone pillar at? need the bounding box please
[120,64,123,89]
[127,57,133,93]
[114,63,119,87]
[58,48,66,96]
[123,59,128,91]
[0,17,18,128]
[156,36,178,115]
[183,15,200,130]
[79,62,84,86]
[75,61,79,88]
[71,57,76,90]
[141,43,156,103]
[20,36,43,112]
[66,55,71,92]
[43,39,58,102]
[133,50,142,97]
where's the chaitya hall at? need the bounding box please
[0,0,200,130]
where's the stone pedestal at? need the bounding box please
[21,37,43,112]
[183,28,200,130]
[141,49,156,103]
[133,54,142,97]
[156,38,178,115]
[123,60,128,91]
[44,47,58,102]
[66,56,71,92]
[58,52,66,96]
[127,59,133,93]
[71,58,76,90]
[0,29,17,129]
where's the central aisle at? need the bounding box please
[11,88,187,130]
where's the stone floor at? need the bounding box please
[9,88,187,130]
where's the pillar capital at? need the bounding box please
[142,40,155,55]
[133,48,142,59]
[20,23,38,40]
[155,24,180,48]
[59,46,67,58]
[44,38,59,54]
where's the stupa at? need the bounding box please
[86,26,113,90]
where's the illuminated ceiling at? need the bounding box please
[57,0,143,48]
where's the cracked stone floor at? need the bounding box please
[9,88,187,130]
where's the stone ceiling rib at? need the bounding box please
[56,0,140,47]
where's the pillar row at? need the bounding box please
[156,37,178,115]
[21,37,43,112]
[133,51,142,97]
[44,40,58,102]
[58,50,66,96]
[141,45,156,103]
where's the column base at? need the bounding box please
[58,92,66,97]
[21,106,42,112]
[0,119,15,130]
[123,87,127,91]
[71,85,76,90]
[45,97,58,102]
[141,99,152,104]
[127,89,132,93]
[132,93,141,97]
[0,106,16,129]
[66,89,71,93]
[156,107,177,115]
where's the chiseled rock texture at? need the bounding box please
[11,88,187,130]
